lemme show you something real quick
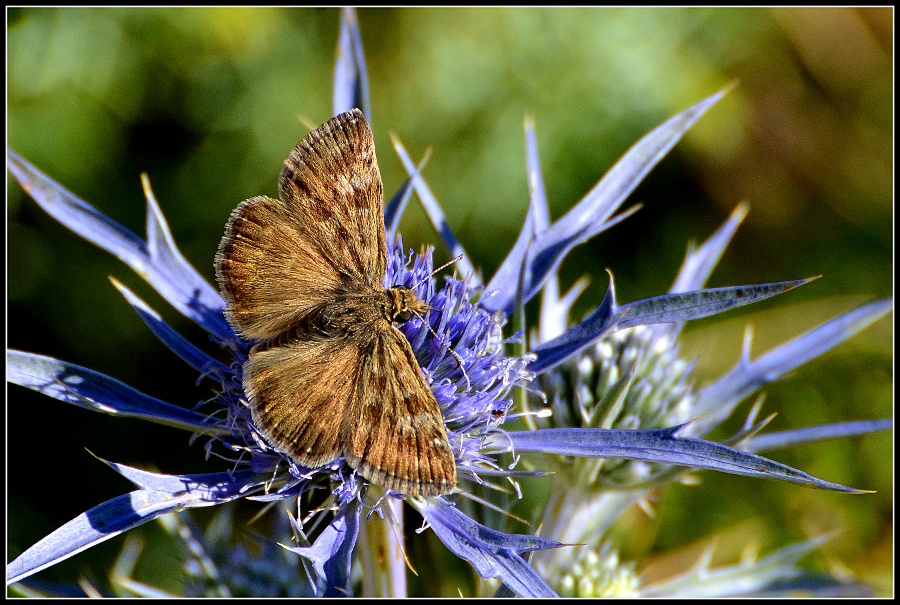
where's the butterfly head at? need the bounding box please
[387,285,434,324]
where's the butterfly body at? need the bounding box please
[215,109,456,497]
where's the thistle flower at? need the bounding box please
[7,8,891,598]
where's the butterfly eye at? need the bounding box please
[396,309,412,323]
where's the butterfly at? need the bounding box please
[215,109,456,497]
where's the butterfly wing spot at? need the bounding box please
[397,414,419,437]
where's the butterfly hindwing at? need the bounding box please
[245,337,361,469]
[216,195,347,339]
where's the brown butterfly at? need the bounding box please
[215,109,456,497]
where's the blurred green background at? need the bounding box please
[7,7,892,596]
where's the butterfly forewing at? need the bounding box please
[344,324,457,496]
[279,109,387,290]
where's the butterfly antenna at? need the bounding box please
[411,254,464,289]
[408,307,472,393]
[408,254,472,392]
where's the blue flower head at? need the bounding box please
[7,8,891,598]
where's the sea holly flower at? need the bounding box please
[521,199,891,596]
[6,8,891,598]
